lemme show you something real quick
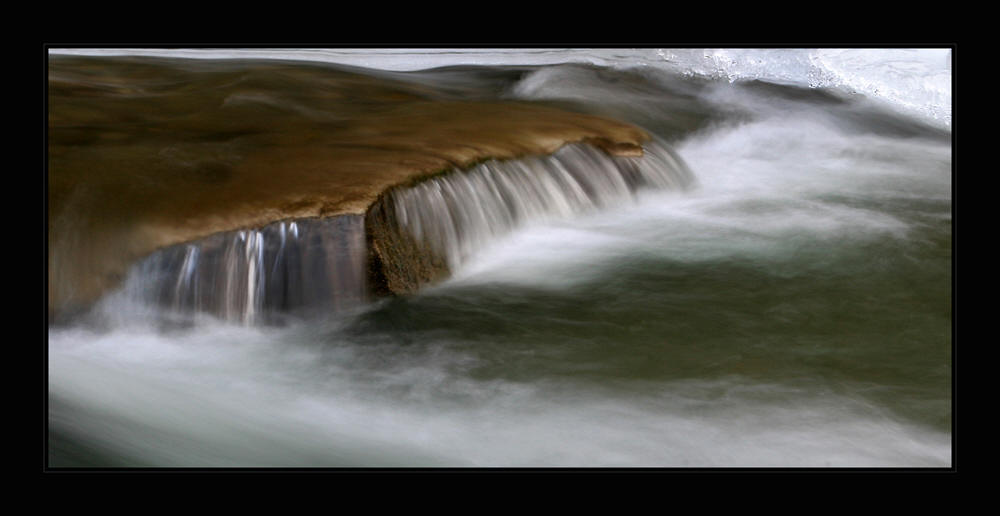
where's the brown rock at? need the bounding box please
[47,56,649,315]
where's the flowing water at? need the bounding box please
[47,48,953,468]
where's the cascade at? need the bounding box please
[120,137,694,323]
[120,217,367,324]
[391,137,692,269]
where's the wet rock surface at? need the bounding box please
[48,56,649,315]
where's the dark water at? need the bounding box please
[47,52,952,467]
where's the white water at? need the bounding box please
[449,116,949,293]
[654,48,952,127]
[390,138,693,272]
[49,317,950,467]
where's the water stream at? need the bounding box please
[47,49,953,468]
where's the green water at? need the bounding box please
[338,194,951,429]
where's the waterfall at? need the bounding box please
[119,216,368,324]
[379,136,695,272]
[116,137,694,323]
